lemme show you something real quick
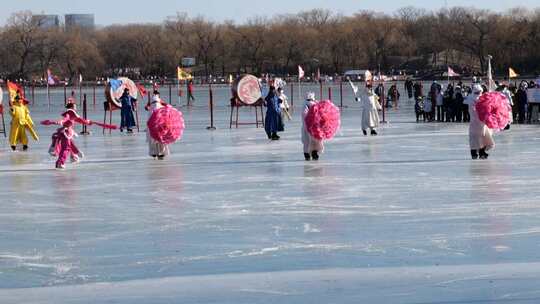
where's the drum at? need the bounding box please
[232,74,262,105]
[105,77,138,108]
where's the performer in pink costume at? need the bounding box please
[42,103,116,169]
[46,103,88,159]
[53,120,79,169]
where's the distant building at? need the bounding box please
[32,15,60,29]
[64,14,95,31]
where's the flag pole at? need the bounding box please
[298,77,301,106]
[487,55,494,92]
[79,75,82,107]
[46,75,50,109]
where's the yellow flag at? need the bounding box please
[509,67,519,79]
[177,67,192,80]
[228,74,233,84]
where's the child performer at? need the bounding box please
[46,103,87,159]
[301,92,323,161]
[43,102,116,168]
[146,91,169,160]
[360,84,381,135]
[466,84,494,159]
[52,120,78,169]
[9,94,38,151]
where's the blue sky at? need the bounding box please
[1,0,538,26]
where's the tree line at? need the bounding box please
[1,7,540,82]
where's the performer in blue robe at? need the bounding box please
[264,86,284,140]
[119,88,137,133]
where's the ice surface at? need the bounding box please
[1,84,540,303]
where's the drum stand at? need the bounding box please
[229,97,264,128]
[103,101,117,134]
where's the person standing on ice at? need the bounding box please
[359,84,381,136]
[51,119,78,169]
[466,84,494,160]
[387,84,400,109]
[301,92,324,161]
[515,82,528,124]
[413,81,423,101]
[430,81,442,121]
[277,87,292,121]
[47,102,87,160]
[264,86,284,140]
[404,78,414,101]
[496,84,513,130]
[119,88,137,133]
[187,80,195,106]
[146,90,169,160]
[453,86,465,122]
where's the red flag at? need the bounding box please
[137,84,147,97]
[316,68,321,81]
[152,82,160,91]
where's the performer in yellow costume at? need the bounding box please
[9,94,38,151]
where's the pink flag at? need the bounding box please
[47,69,56,85]
[448,67,460,77]
[298,66,305,79]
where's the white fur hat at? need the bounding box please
[306,92,316,101]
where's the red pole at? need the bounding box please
[328,86,332,101]
[81,94,90,135]
[79,81,82,107]
[290,82,294,108]
[31,83,35,106]
[147,89,151,106]
[381,83,386,123]
[207,83,216,130]
[340,81,343,108]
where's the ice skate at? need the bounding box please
[479,148,489,159]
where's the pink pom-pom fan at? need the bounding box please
[304,100,341,140]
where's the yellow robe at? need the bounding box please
[9,103,38,146]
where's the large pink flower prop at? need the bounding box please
[305,100,341,140]
[147,106,185,144]
[475,92,511,130]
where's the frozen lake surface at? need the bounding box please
[1,85,540,303]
